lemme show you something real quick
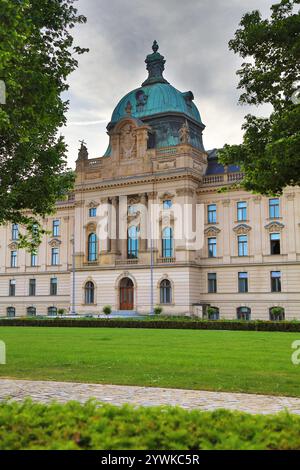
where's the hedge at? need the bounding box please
[0,400,299,450]
[1,317,300,332]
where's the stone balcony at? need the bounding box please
[202,172,244,186]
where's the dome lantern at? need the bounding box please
[142,41,169,87]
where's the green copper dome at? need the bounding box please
[105,41,205,155]
[110,83,202,125]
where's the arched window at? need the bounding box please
[269,306,285,321]
[7,307,15,317]
[127,226,139,259]
[207,306,219,320]
[162,227,173,258]
[237,306,251,321]
[48,306,57,316]
[85,281,95,305]
[160,279,172,304]
[27,307,36,317]
[88,233,98,261]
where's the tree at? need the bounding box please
[219,0,300,195]
[0,0,88,246]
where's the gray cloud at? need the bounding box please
[63,0,273,166]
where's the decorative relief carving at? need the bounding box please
[286,192,295,200]
[120,123,137,160]
[204,226,221,236]
[85,222,97,232]
[157,160,176,170]
[253,196,262,204]
[48,238,61,247]
[233,224,252,235]
[265,221,285,232]
[8,242,18,250]
[87,200,99,208]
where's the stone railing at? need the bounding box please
[115,259,139,265]
[156,257,176,264]
[203,172,244,186]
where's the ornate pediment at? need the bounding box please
[233,224,252,235]
[87,200,99,208]
[265,221,285,232]
[159,192,174,201]
[204,226,221,236]
[48,238,61,247]
[85,222,97,232]
[8,242,18,250]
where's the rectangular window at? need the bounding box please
[269,198,280,219]
[238,272,248,293]
[163,199,172,209]
[270,233,281,255]
[31,252,37,267]
[11,223,19,240]
[208,273,217,293]
[52,219,60,237]
[9,279,16,297]
[207,204,217,224]
[50,277,58,296]
[29,279,36,296]
[10,250,17,267]
[51,247,59,266]
[237,201,247,221]
[208,237,217,258]
[238,235,248,256]
[271,271,281,292]
[89,207,97,217]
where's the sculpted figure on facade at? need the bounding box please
[120,123,137,160]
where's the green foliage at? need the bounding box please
[154,305,163,315]
[57,308,65,316]
[102,305,112,316]
[0,400,300,450]
[270,306,285,320]
[219,0,300,195]
[0,0,88,245]
[0,317,298,332]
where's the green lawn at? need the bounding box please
[0,326,299,396]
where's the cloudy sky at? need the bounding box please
[63,0,273,167]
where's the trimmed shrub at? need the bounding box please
[0,400,300,450]
[102,305,112,316]
[1,317,300,332]
[154,305,163,315]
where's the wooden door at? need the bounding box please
[119,278,134,310]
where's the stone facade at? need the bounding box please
[0,43,299,320]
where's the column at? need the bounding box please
[222,199,231,263]
[139,193,148,252]
[110,196,119,254]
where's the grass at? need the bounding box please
[0,326,299,396]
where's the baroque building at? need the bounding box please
[1,42,300,319]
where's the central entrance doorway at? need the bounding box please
[119,277,134,310]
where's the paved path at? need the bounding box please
[1,379,300,414]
